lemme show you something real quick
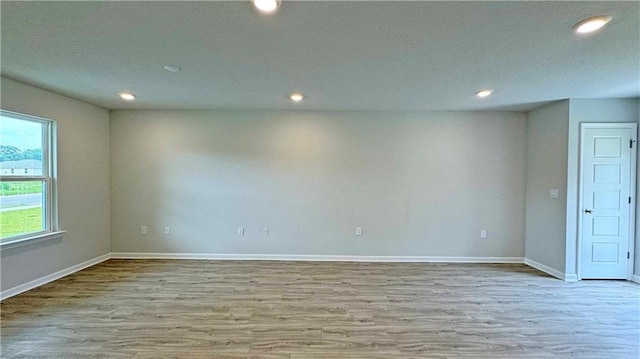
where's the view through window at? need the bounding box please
[0,111,56,242]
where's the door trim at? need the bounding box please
[577,123,637,280]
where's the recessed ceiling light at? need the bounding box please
[252,0,281,13]
[163,65,181,72]
[573,16,612,34]
[119,92,136,101]
[476,90,493,98]
[290,93,304,102]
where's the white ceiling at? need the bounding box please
[1,1,638,112]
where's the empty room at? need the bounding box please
[1,1,639,358]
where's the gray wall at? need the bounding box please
[110,110,527,257]
[525,100,569,273]
[0,77,111,291]
[565,99,639,277]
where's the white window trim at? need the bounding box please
[0,110,61,246]
[0,230,67,249]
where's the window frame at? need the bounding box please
[0,110,63,247]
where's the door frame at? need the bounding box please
[577,123,637,280]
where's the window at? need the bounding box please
[0,110,58,244]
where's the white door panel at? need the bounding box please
[580,127,634,279]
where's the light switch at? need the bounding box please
[550,189,559,199]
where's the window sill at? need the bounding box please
[0,230,67,250]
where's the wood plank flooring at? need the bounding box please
[1,259,638,358]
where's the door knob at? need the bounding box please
[584,209,593,214]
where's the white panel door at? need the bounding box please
[581,126,634,279]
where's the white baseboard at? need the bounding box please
[1,253,110,301]
[564,273,578,282]
[524,258,567,280]
[632,275,640,284]
[110,252,524,263]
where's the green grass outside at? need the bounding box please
[0,182,43,196]
[0,207,43,239]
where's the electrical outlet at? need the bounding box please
[164,226,171,235]
[141,226,147,235]
[263,227,269,236]
[238,227,244,236]
[550,189,559,198]
[480,230,487,239]
[356,227,363,236]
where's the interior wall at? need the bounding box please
[110,110,527,258]
[566,98,640,278]
[525,100,569,273]
[0,77,111,291]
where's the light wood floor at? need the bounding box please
[1,260,638,358]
